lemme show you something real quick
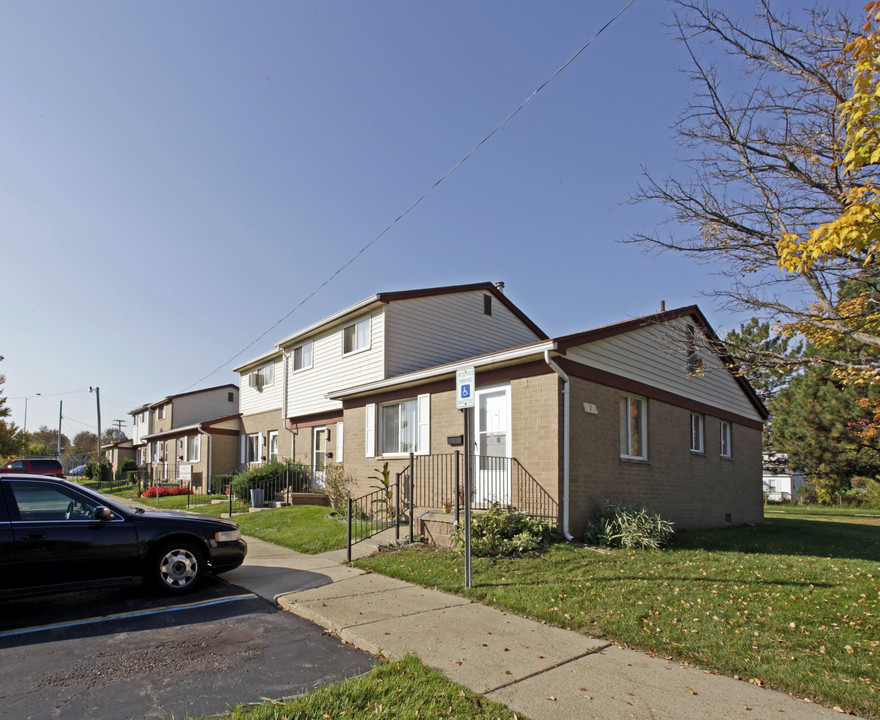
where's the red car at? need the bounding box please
[1,458,64,478]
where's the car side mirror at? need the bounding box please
[94,506,114,521]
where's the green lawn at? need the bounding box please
[202,655,526,720]
[231,505,349,554]
[356,516,879,718]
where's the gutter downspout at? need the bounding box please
[281,348,291,422]
[197,423,212,489]
[544,349,574,541]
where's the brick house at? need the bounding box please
[329,305,767,536]
[234,282,547,483]
[130,385,240,490]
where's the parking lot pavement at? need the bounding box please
[0,580,376,720]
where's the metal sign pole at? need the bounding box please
[456,367,476,590]
[463,407,472,588]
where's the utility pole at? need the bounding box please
[90,386,102,464]
[112,418,126,440]
[57,401,63,459]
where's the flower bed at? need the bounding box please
[141,486,193,498]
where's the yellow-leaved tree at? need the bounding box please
[777,2,880,360]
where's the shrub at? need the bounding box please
[324,462,355,510]
[85,462,112,484]
[115,459,138,482]
[862,478,880,509]
[584,502,674,550]
[141,486,192,498]
[228,461,309,501]
[451,504,556,557]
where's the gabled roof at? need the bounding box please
[553,305,767,418]
[129,384,239,415]
[272,281,547,350]
[328,304,768,420]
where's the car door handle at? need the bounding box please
[22,533,47,540]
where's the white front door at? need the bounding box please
[313,427,327,488]
[474,385,511,505]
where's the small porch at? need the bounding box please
[346,452,558,558]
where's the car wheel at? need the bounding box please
[151,540,205,593]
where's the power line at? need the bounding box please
[181,0,638,392]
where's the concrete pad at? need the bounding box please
[222,536,366,601]
[280,571,418,601]
[280,574,471,632]
[487,644,845,720]
[338,603,607,694]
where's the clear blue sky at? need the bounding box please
[1,0,854,438]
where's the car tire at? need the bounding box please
[150,540,206,593]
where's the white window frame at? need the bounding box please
[620,394,647,460]
[245,433,260,464]
[259,363,275,387]
[690,413,704,453]
[376,394,430,457]
[379,398,419,456]
[336,422,344,463]
[186,435,201,463]
[293,341,313,372]
[157,404,166,421]
[268,431,278,462]
[720,421,732,458]
[342,316,371,356]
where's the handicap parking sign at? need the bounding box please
[456,367,475,409]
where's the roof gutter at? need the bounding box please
[544,349,573,541]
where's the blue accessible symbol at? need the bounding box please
[460,384,471,399]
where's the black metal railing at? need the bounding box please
[345,453,557,560]
[404,452,558,521]
[346,481,407,562]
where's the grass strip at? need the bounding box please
[356,517,879,718]
[201,654,527,720]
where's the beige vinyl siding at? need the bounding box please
[565,319,762,421]
[172,387,239,427]
[383,291,542,377]
[239,358,284,416]
[287,309,386,417]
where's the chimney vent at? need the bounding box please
[660,300,666,312]
[495,281,505,293]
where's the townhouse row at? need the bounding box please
[125,282,767,535]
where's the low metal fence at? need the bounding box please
[405,452,558,521]
[346,481,408,562]
[133,461,325,515]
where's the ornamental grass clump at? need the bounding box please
[584,502,674,549]
[451,503,555,557]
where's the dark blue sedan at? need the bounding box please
[0,474,247,596]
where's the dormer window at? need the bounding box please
[343,317,371,355]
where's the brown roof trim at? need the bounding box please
[340,361,556,408]
[287,410,344,431]
[553,305,768,419]
[201,413,243,428]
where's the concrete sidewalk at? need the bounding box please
[223,536,857,720]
